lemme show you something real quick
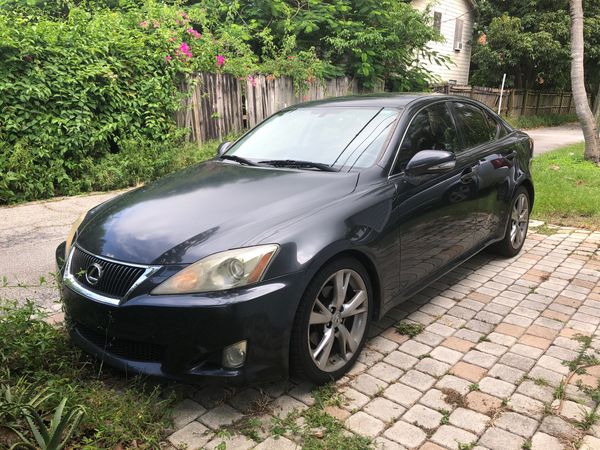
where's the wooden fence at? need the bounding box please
[176,73,365,144]
[433,84,590,117]
[177,77,585,144]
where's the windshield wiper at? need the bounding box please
[219,154,259,166]
[258,159,337,172]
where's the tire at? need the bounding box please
[490,186,531,257]
[290,257,372,384]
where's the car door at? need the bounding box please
[390,101,483,294]
[451,102,514,245]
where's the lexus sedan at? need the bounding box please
[57,94,534,385]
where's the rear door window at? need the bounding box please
[453,102,496,149]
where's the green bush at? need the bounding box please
[504,113,578,130]
[0,2,325,204]
[91,138,220,191]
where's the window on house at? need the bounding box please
[433,12,442,33]
[453,18,464,51]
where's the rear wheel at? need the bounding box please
[290,257,371,384]
[490,186,530,257]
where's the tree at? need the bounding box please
[470,0,600,93]
[570,0,600,164]
[197,0,443,89]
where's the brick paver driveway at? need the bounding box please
[160,226,600,450]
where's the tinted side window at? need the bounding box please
[483,109,509,140]
[453,103,495,148]
[394,103,459,172]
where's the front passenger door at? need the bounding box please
[391,102,482,293]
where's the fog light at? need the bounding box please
[222,340,247,369]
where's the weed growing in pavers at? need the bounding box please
[468,383,480,392]
[478,335,491,343]
[543,402,554,417]
[534,377,550,387]
[563,335,599,374]
[531,223,558,236]
[270,404,372,449]
[522,439,532,449]
[440,409,450,425]
[441,388,468,408]
[457,442,476,450]
[373,386,385,398]
[554,381,566,401]
[312,383,344,408]
[395,322,425,338]
[576,408,600,431]
[228,417,265,442]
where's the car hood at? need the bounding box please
[76,161,359,265]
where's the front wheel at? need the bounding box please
[290,257,371,384]
[490,186,531,257]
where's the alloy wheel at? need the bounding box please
[307,269,369,372]
[510,193,529,249]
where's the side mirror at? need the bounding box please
[217,141,232,156]
[405,150,456,176]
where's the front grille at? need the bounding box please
[75,323,165,362]
[69,246,146,299]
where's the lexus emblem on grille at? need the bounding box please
[85,263,103,286]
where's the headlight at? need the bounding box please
[151,244,279,295]
[65,212,87,258]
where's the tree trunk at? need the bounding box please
[593,82,600,121]
[570,0,600,164]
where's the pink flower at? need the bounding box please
[152,20,160,28]
[165,55,172,63]
[178,42,193,59]
[247,75,257,87]
[216,55,225,67]
[187,28,202,39]
[139,21,148,28]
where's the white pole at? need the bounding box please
[498,73,507,115]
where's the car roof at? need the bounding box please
[289,93,462,110]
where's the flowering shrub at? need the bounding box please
[0,0,436,203]
[0,2,318,203]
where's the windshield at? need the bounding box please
[226,107,399,169]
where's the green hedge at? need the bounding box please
[0,2,323,203]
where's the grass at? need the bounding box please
[531,143,600,229]
[505,113,577,130]
[395,322,425,338]
[0,300,174,448]
[268,384,373,450]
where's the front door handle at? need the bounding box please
[460,169,475,183]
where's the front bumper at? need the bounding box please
[56,244,306,385]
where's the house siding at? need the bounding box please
[412,0,475,85]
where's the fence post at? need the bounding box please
[535,92,542,115]
[521,89,528,116]
[470,86,475,99]
[558,92,564,114]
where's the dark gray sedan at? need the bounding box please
[57,94,534,385]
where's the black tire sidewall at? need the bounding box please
[494,186,530,257]
[290,257,372,384]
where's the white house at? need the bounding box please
[411,0,476,85]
